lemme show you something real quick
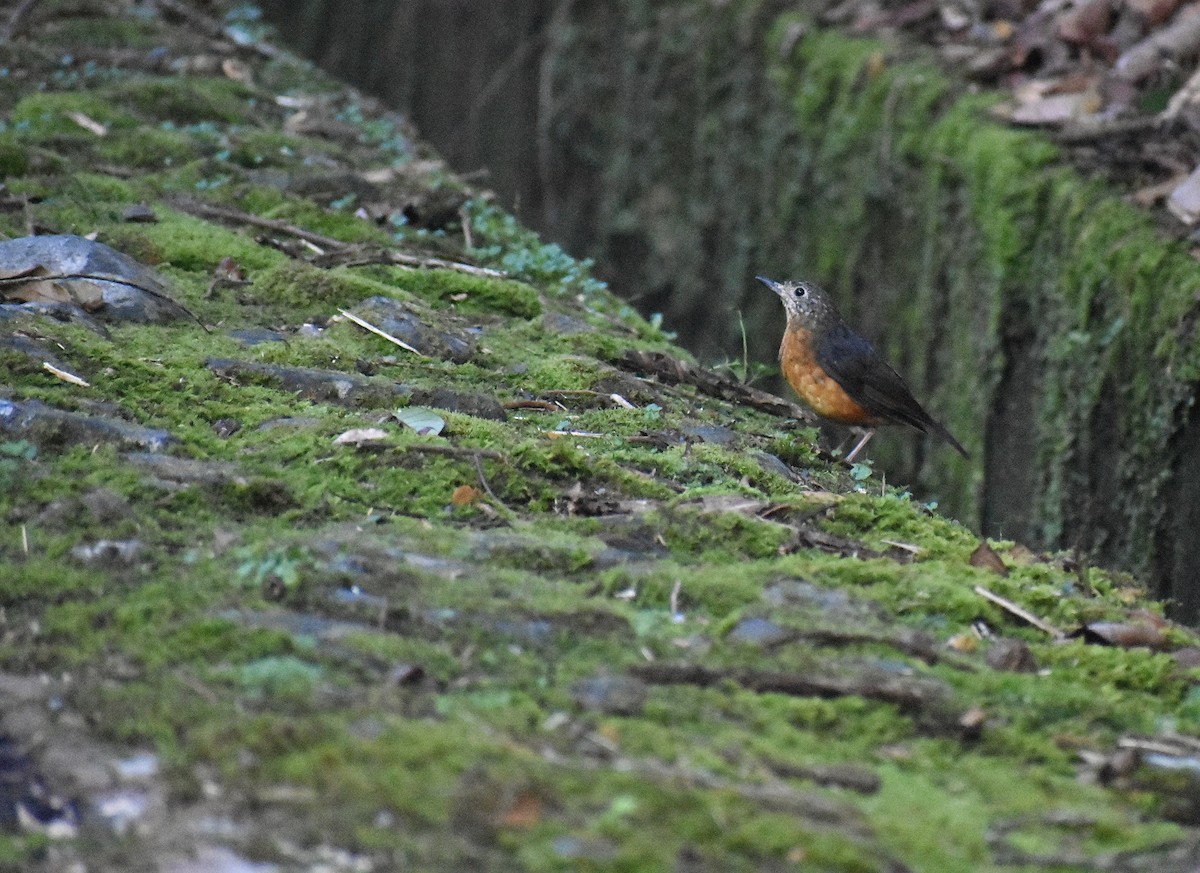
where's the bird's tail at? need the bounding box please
[926,419,969,458]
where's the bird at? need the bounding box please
[757,275,968,463]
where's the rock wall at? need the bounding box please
[262,0,1200,619]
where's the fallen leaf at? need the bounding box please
[500,791,542,828]
[213,256,246,283]
[222,58,254,85]
[332,427,389,446]
[1169,165,1200,223]
[1077,620,1168,650]
[959,706,987,733]
[1057,0,1113,48]
[969,541,1010,576]
[393,407,446,436]
[1009,90,1100,125]
[0,264,103,309]
[946,632,979,653]
[451,484,481,506]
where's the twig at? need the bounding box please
[175,200,349,250]
[536,742,867,828]
[0,271,207,330]
[1054,114,1167,144]
[318,249,507,278]
[539,390,636,409]
[2,0,41,41]
[617,349,813,421]
[177,199,506,278]
[669,580,683,621]
[1163,62,1200,121]
[336,308,426,357]
[396,444,505,461]
[503,399,562,411]
[42,362,90,388]
[630,662,955,720]
[472,454,500,502]
[459,205,474,250]
[974,585,1065,639]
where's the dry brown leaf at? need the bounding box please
[969,541,1010,576]
[499,791,542,828]
[451,485,481,507]
[0,265,42,282]
[1079,620,1168,649]
[1057,0,1113,47]
[0,263,103,309]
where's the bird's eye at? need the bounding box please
[793,287,807,298]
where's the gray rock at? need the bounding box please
[0,235,190,324]
[0,398,173,452]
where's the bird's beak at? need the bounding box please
[755,275,783,296]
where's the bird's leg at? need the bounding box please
[843,428,876,463]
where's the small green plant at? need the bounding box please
[849,461,873,482]
[466,200,609,298]
[0,440,36,491]
[235,546,309,591]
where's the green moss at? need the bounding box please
[8,92,141,134]
[395,268,542,318]
[1,6,1197,868]
[97,125,205,169]
[105,76,256,125]
[0,134,30,176]
[110,210,287,273]
[253,260,395,308]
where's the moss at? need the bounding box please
[8,92,141,134]
[394,268,542,318]
[111,210,287,273]
[0,134,30,176]
[97,125,205,169]
[105,76,257,125]
[2,5,1198,868]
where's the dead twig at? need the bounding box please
[42,362,90,388]
[176,200,506,278]
[314,248,508,279]
[1054,114,1168,144]
[617,349,813,421]
[174,200,349,251]
[537,742,868,828]
[337,308,427,357]
[974,585,1065,639]
[629,662,956,721]
[395,444,505,461]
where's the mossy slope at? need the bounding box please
[0,2,1197,872]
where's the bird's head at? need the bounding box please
[756,276,836,329]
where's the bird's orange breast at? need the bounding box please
[779,326,881,425]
